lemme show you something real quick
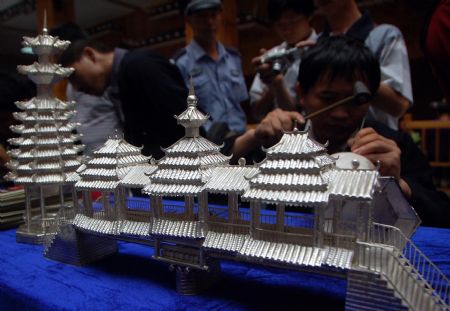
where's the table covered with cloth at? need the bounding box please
[0,226,449,311]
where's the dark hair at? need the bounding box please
[50,23,88,42]
[177,0,189,15]
[58,39,113,67]
[268,0,315,21]
[298,36,381,96]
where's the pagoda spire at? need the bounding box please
[187,76,197,107]
[175,78,209,138]
[42,9,48,35]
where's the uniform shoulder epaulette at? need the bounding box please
[170,47,187,63]
[225,46,241,56]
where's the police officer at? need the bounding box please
[173,0,249,136]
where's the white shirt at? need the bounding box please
[249,31,318,110]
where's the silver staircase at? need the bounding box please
[348,223,449,311]
[44,207,117,265]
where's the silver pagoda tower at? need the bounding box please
[5,19,83,244]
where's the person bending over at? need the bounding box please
[58,39,187,158]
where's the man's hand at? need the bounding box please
[255,108,305,147]
[348,127,401,179]
[294,39,316,50]
[251,48,283,85]
[348,127,411,197]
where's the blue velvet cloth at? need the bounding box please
[0,226,449,311]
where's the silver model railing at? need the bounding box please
[355,223,450,309]
[369,223,406,249]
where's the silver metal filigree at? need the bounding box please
[6,16,83,244]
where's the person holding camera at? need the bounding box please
[232,36,450,227]
[249,0,316,121]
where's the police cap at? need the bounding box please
[185,0,222,16]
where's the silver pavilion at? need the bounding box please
[44,135,154,264]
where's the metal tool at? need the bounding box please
[304,81,372,120]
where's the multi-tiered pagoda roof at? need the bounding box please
[143,88,229,197]
[6,100,82,184]
[5,27,82,186]
[22,30,70,53]
[17,63,74,84]
[76,137,150,191]
[15,97,75,111]
[242,129,335,206]
[242,128,380,205]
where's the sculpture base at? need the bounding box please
[16,223,56,245]
[174,260,221,295]
[45,224,118,266]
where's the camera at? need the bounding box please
[259,46,304,75]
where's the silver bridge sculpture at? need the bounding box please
[11,21,447,311]
[41,84,449,310]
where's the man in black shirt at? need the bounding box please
[59,40,187,158]
[231,36,449,227]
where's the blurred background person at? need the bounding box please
[173,0,248,139]
[315,0,413,130]
[421,0,450,109]
[56,38,187,159]
[250,0,316,121]
[51,23,124,155]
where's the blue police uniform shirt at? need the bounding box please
[173,40,248,134]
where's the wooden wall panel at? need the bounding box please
[239,25,280,78]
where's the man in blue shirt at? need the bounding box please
[173,0,249,135]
